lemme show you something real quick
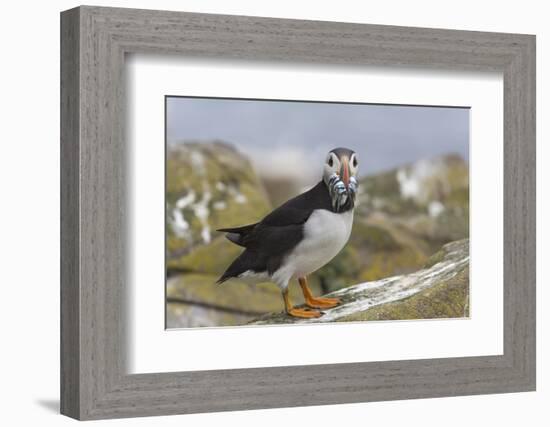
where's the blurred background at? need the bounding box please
[165,97,470,328]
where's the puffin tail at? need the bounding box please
[216,249,265,285]
[217,223,257,247]
[215,275,231,285]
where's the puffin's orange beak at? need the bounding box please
[340,158,350,188]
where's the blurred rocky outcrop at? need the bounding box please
[311,154,469,293]
[166,141,272,270]
[357,153,469,246]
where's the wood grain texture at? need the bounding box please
[60,7,80,419]
[60,5,536,420]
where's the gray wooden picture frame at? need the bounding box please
[60,5,536,421]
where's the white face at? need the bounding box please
[349,152,359,176]
[323,151,359,182]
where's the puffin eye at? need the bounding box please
[328,156,334,167]
[353,156,358,168]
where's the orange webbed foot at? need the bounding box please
[298,276,341,309]
[304,296,341,309]
[286,307,323,319]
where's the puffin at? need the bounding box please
[217,147,359,318]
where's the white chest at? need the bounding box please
[283,209,354,279]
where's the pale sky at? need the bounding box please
[166,96,469,179]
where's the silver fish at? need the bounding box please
[327,173,358,211]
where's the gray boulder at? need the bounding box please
[250,238,469,325]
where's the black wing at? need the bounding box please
[261,181,332,225]
[216,222,304,283]
[218,181,331,247]
[226,180,331,249]
[217,181,331,282]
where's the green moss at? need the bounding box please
[167,236,242,275]
[166,141,272,260]
[423,246,447,269]
[446,187,470,207]
[346,218,430,282]
[422,239,469,270]
[167,273,323,314]
[359,248,427,282]
[350,220,400,251]
[339,266,469,322]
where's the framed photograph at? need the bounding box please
[60,6,536,420]
[164,96,471,329]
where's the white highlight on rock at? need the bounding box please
[428,200,445,218]
[194,190,212,244]
[171,191,196,238]
[318,253,468,323]
[190,150,206,176]
[396,158,444,203]
[172,210,189,237]
[170,185,213,244]
[234,193,247,204]
[175,191,196,209]
[227,184,248,204]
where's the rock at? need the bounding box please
[166,141,272,272]
[312,154,470,289]
[356,154,469,250]
[166,273,323,328]
[358,154,468,214]
[249,238,469,325]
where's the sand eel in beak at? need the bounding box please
[217,148,359,318]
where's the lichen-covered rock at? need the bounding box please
[166,141,272,271]
[356,154,469,250]
[339,266,469,321]
[319,154,470,286]
[166,273,323,328]
[357,154,468,217]
[249,238,469,325]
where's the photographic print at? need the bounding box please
[165,97,470,329]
